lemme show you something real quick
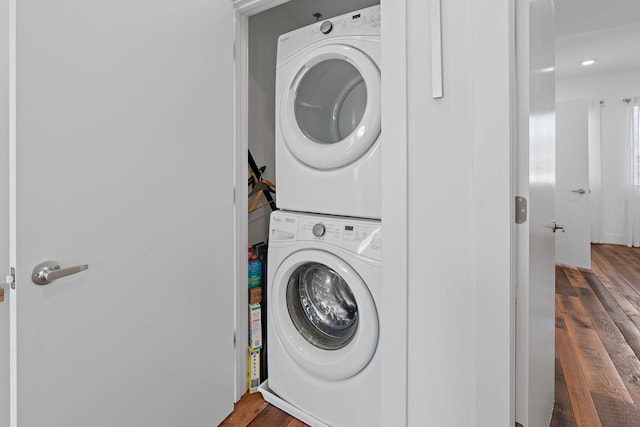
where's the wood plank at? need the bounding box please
[585,261,640,361]
[592,245,640,292]
[600,243,640,271]
[607,242,640,266]
[557,287,640,425]
[605,244,640,293]
[285,419,310,427]
[570,269,640,408]
[247,404,296,427]
[556,266,577,297]
[555,297,602,427]
[591,250,640,330]
[551,355,577,427]
[220,392,309,427]
[219,393,269,427]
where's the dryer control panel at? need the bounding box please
[277,5,380,62]
[270,211,382,260]
[312,7,381,37]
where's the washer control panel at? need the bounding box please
[270,211,382,259]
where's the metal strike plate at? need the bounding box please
[515,196,527,224]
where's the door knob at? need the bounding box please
[571,188,586,195]
[32,261,89,285]
[551,220,566,233]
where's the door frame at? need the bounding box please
[231,0,290,402]
[8,0,17,425]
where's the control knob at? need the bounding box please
[312,223,326,237]
[320,21,333,34]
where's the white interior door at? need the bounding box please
[515,0,556,426]
[556,98,591,269]
[1,0,10,423]
[10,1,235,426]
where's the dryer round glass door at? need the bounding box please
[271,249,379,381]
[280,44,381,170]
[294,60,366,146]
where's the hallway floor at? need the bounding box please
[552,244,640,426]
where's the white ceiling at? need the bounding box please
[555,0,640,78]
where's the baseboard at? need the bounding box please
[603,233,624,245]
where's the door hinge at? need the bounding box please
[233,331,237,349]
[5,267,15,290]
[515,196,527,224]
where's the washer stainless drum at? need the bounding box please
[260,210,382,427]
[275,5,381,219]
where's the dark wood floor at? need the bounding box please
[553,243,640,426]
[222,243,640,426]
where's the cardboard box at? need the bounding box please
[248,347,260,393]
[248,286,262,305]
[249,303,262,350]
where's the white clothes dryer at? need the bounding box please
[275,6,381,219]
[259,210,381,427]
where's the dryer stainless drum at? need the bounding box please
[260,210,382,427]
[275,5,381,219]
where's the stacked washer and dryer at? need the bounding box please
[258,5,382,427]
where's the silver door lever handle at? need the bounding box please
[551,220,566,233]
[571,188,586,195]
[32,261,89,285]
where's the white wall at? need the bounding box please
[403,0,513,425]
[557,69,640,244]
[247,9,281,246]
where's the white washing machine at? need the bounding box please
[259,210,381,427]
[275,6,381,219]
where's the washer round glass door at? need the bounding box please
[286,262,358,350]
[280,44,381,170]
[272,249,378,380]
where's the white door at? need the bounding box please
[515,0,556,426]
[1,0,10,422]
[556,99,591,269]
[9,1,235,426]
